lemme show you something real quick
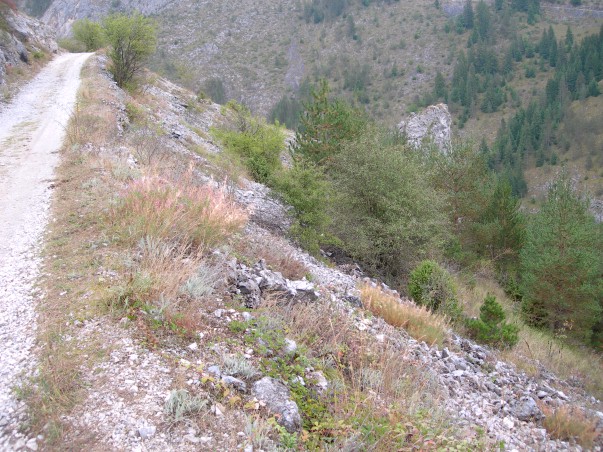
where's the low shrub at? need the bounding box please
[361,284,448,346]
[408,260,459,315]
[222,354,260,379]
[466,295,519,348]
[164,389,208,421]
[180,260,222,299]
[273,159,333,254]
[211,112,285,184]
[111,171,246,250]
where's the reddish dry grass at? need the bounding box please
[540,404,600,448]
[112,169,247,250]
[360,284,448,346]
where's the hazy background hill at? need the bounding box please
[19,0,603,202]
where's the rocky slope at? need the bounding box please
[41,0,173,35]
[0,5,56,90]
[28,54,601,451]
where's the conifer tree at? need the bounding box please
[520,173,603,342]
[292,80,366,166]
[462,0,475,29]
[433,71,448,101]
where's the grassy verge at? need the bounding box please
[23,57,122,444]
[24,55,248,447]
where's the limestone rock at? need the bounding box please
[513,397,543,422]
[221,375,247,392]
[138,425,157,439]
[252,377,301,433]
[398,103,452,152]
[0,8,57,86]
[233,260,319,307]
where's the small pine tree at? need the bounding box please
[462,0,475,29]
[433,71,448,101]
[467,295,519,348]
[292,80,366,167]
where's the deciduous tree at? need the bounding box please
[103,13,157,88]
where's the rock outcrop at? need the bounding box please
[230,259,319,308]
[398,103,452,152]
[0,7,56,86]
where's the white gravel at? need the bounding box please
[0,52,91,449]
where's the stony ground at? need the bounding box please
[55,57,603,450]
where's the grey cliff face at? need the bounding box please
[41,0,174,36]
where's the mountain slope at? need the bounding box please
[36,0,603,127]
[23,53,603,450]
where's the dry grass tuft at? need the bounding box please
[274,301,462,449]
[111,169,247,250]
[360,284,448,346]
[119,238,204,305]
[540,404,600,448]
[236,237,309,280]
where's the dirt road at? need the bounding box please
[0,52,92,450]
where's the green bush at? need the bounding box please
[408,261,458,314]
[211,111,285,185]
[103,13,157,88]
[467,295,519,348]
[331,128,447,281]
[274,159,333,254]
[72,19,105,51]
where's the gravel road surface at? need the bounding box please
[0,52,92,450]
